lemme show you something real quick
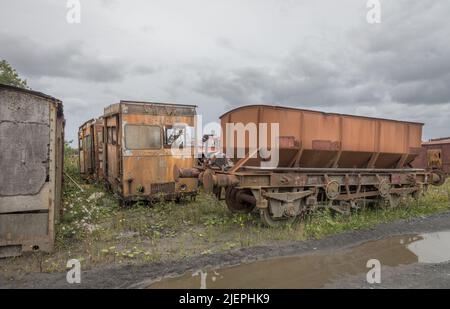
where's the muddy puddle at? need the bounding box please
[148,231,450,289]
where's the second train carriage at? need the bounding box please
[102,100,198,204]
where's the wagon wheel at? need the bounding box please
[259,208,299,228]
[431,169,446,186]
[225,187,256,214]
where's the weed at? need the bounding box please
[1,149,449,277]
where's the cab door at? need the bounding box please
[105,116,120,186]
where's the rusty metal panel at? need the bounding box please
[105,115,120,187]
[93,119,104,179]
[444,144,450,174]
[427,149,442,169]
[102,101,198,201]
[151,182,175,194]
[411,139,450,174]
[278,136,297,148]
[103,103,120,116]
[121,101,197,116]
[78,119,94,175]
[220,105,423,169]
[312,140,341,151]
[79,118,106,180]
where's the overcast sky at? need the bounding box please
[1,0,449,145]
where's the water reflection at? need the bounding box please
[148,231,450,289]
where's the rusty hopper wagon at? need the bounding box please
[176,105,446,227]
[0,84,64,257]
[411,138,450,174]
[103,101,198,204]
[78,117,104,180]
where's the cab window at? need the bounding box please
[164,125,195,148]
[125,125,161,149]
[107,126,117,145]
[164,125,186,148]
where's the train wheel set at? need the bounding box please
[177,166,446,227]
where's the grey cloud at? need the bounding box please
[194,53,381,108]
[390,75,450,104]
[0,33,129,82]
[1,0,449,144]
[194,0,450,108]
[132,64,158,75]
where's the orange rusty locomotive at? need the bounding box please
[79,101,199,204]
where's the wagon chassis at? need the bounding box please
[196,166,442,227]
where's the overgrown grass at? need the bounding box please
[56,153,118,246]
[33,154,450,271]
[1,150,449,277]
[304,182,450,239]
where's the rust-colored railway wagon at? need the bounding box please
[0,84,64,257]
[220,105,424,169]
[103,101,198,204]
[411,138,450,174]
[78,118,104,179]
[176,104,446,227]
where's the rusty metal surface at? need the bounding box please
[103,101,198,201]
[220,105,424,169]
[78,118,105,180]
[411,138,450,174]
[240,167,427,173]
[183,162,444,226]
[93,118,104,178]
[104,100,196,117]
[78,118,95,176]
[202,165,442,226]
[176,104,444,226]
[220,104,424,125]
[0,84,64,256]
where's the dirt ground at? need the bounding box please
[2,211,450,288]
